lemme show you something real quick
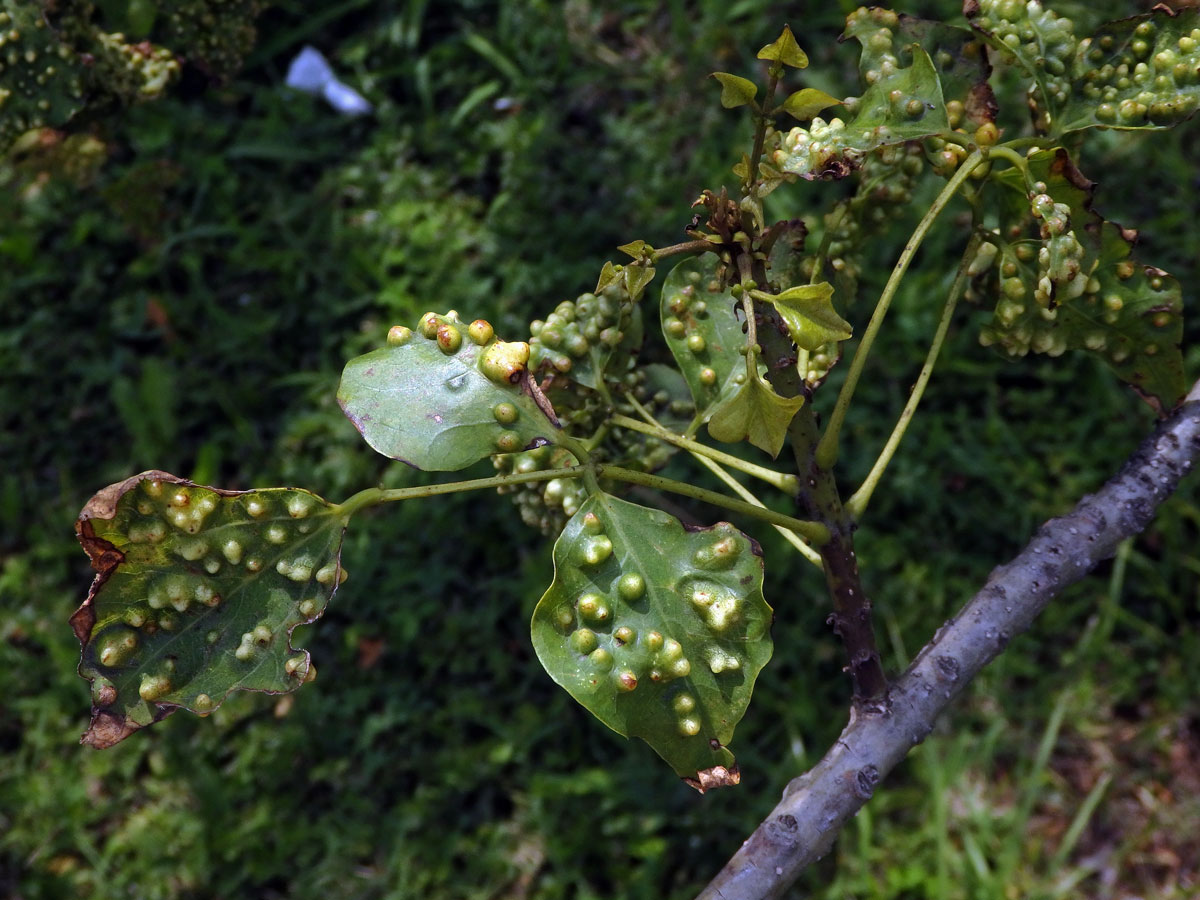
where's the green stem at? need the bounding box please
[597,464,830,544]
[815,149,984,471]
[335,466,586,519]
[610,414,798,493]
[690,451,824,568]
[651,240,714,262]
[745,67,781,196]
[845,235,978,521]
[986,145,1034,187]
[809,201,849,286]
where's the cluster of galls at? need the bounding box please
[972,0,1076,131]
[159,0,264,83]
[528,280,632,376]
[1079,19,1200,128]
[811,142,924,290]
[492,270,692,535]
[493,365,690,535]
[972,197,1177,365]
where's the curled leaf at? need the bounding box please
[758,282,852,351]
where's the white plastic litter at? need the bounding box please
[285,45,373,116]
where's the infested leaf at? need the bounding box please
[706,361,806,458]
[966,0,1077,134]
[978,149,1185,411]
[757,24,809,69]
[660,257,748,423]
[711,72,758,109]
[776,43,949,179]
[758,282,852,351]
[338,313,559,471]
[531,493,772,787]
[71,472,347,748]
[780,87,842,121]
[845,7,996,129]
[1057,8,1200,134]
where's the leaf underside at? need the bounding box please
[72,471,347,749]
[531,493,772,789]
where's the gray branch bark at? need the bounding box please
[698,380,1200,900]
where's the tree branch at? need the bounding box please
[696,381,1200,900]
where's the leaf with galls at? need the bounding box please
[72,471,348,748]
[977,149,1185,412]
[531,493,773,788]
[660,257,749,424]
[339,312,559,470]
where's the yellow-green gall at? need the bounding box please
[436,323,463,354]
[467,319,494,345]
[480,340,531,384]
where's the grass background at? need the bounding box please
[1,1,1197,898]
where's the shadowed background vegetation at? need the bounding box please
[1,1,1197,897]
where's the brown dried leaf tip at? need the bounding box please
[684,764,742,794]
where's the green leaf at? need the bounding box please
[845,8,995,130]
[595,260,620,293]
[966,0,1078,133]
[531,493,772,788]
[338,314,558,471]
[0,1,89,150]
[1056,9,1200,134]
[623,263,656,303]
[775,45,949,179]
[711,72,758,109]
[757,24,809,69]
[978,150,1185,411]
[706,362,805,458]
[660,257,748,423]
[758,283,852,351]
[71,471,347,749]
[617,239,649,260]
[780,87,842,121]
